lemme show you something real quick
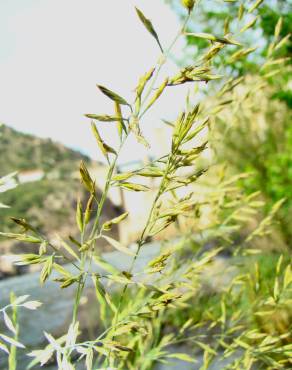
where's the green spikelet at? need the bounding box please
[181,0,195,13]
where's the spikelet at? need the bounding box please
[181,0,195,13]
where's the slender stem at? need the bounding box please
[132,157,173,266]
[72,134,129,324]
[108,14,191,366]
[72,230,86,323]
[109,154,174,368]
[90,135,128,240]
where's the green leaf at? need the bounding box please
[79,161,95,193]
[106,341,133,352]
[69,235,82,248]
[0,334,25,349]
[92,255,120,275]
[0,233,41,244]
[0,341,9,354]
[60,277,78,289]
[43,332,61,351]
[76,199,84,233]
[167,353,197,363]
[117,182,149,192]
[240,17,258,33]
[21,301,42,310]
[276,255,283,276]
[85,114,124,122]
[274,17,283,39]
[86,348,93,370]
[135,7,163,52]
[195,341,217,356]
[92,276,117,314]
[84,194,95,225]
[3,311,16,335]
[10,217,35,231]
[186,32,241,46]
[91,122,117,157]
[186,32,216,42]
[13,295,30,305]
[274,34,291,52]
[65,323,79,348]
[136,67,155,99]
[53,263,72,278]
[15,254,41,266]
[112,172,133,181]
[144,78,168,113]
[92,276,106,303]
[248,0,264,13]
[58,238,80,262]
[113,322,141,336]
[102,212,129,231]
[114,102,127,137]
[284,265,292,289]
[102,235,134,256]
[97,85,129,106]
[40,256,53,284]
[27,348,55,368]
[137,167,164,177]
[107,274,133,285]
[238,4,245,21]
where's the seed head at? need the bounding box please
[181,0,195,12]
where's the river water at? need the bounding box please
[0,243,160,369]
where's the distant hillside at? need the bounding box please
[0,124,90,177]
[0,124,120,269]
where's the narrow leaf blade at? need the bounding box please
[135,7,163,52]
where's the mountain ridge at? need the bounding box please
[0,123,94,177]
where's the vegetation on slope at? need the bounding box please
[0,124,90,176]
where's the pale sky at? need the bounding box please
[0,0,191,164]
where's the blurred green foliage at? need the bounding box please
[167,0,292,105]
[0,180,73,232]
[210,71,292,248]
[167,0,292,248]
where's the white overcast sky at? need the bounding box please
[0,0,192,164]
